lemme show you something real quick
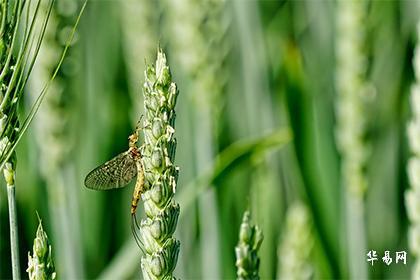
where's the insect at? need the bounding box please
[84,120,145,249]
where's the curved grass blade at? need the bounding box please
[178,128,292,209]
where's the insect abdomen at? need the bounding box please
[131,160,145,215]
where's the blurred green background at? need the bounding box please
[0,0,417,279]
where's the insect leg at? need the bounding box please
[136,115,144,132]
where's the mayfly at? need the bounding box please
[84,121,145,249]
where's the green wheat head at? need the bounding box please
[0,0,55,167]
[27,217,56,280]
[140,49,180,280]
[0,0,24,163]
[335,0,370,197]
[165,0,230,126]
[34,0,81,174]
[235,211,263,280]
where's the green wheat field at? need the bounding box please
[0,0,418,279]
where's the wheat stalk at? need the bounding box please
[164,0,229,128]
[140,49,180,280]
[335,0,370,277]
[163,1,230,276]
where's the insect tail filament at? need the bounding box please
[131,214,145,254]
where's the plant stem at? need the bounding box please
[345,194,367,278]
[5,161,20,280]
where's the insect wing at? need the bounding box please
[84,151,138,190]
